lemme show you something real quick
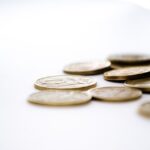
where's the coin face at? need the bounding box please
[138,102,150,118]
[28,90,92,106]
[64,61,111,75]
[104,66,150,81]
[125,77,150,92]
[90,87,142,102]
[108,54,150,64]
[34,75,97,90]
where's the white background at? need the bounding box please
[0,0,150,150]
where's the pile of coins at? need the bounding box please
[27,54,150,118]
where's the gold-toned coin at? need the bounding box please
[64,61,111,75]
[90,87,142,102]
[111,63,150,69]
[108,54,150,65]
[28,90,92,106]
[34,75,97,90]
[104,66,150,81]
[138,102,150,118]
[125,77,150,92]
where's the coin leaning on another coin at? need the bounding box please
[90,86,142,102]
[28,90,92,106]
[125,77,150,92]
[111,63,150,69]
[34,75,97,90]
[104,66,150,81]
[63,61,111,75]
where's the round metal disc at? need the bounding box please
[125,77,150,92]
[64,61,111,75]
[90,86,142,102]
[28,90,92,106]
[108,54,150,64]
[138,102,150,118]
[34,75,97,90]
[111,63,150,69]
[104,66,150,81]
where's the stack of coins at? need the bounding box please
[27,55,150,118]
[30,75,97,106]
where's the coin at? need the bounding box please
[125,77,150,92]
[111,63,150,69]
[64,61,111,75]
[108,54,150,65]
[34,75,97,90]
[104,66,150,81]
[28,90,92,106]
[138,102,150,118]
[90,87,142,102]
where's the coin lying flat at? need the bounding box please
[138,102,150,118]
[34,75,97,90]
[104,66,150,81]
[90,87,142,102]
[125,77,150,92]
[28,90,92,106]
[108,54,150,65]
[64,61,111,75]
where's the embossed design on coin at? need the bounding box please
[28,90,92,106]
[90,87,142,102]
[34,75,97,90]
[104,66,150,81]
[108,54,150,64]
[125,77,150,92]
[138,102,150,118]
[64,61,111,75]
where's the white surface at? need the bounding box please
[125,0,150,9]
[0,1,150,150]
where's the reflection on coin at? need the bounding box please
[108,54,150,64]
[138,102,150,118]
[28,90,92,106]
[125,77,150,92]
[104,66,150,81]
[64,61,111,75]
[90,87,142,102]
[34,75,97,90]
